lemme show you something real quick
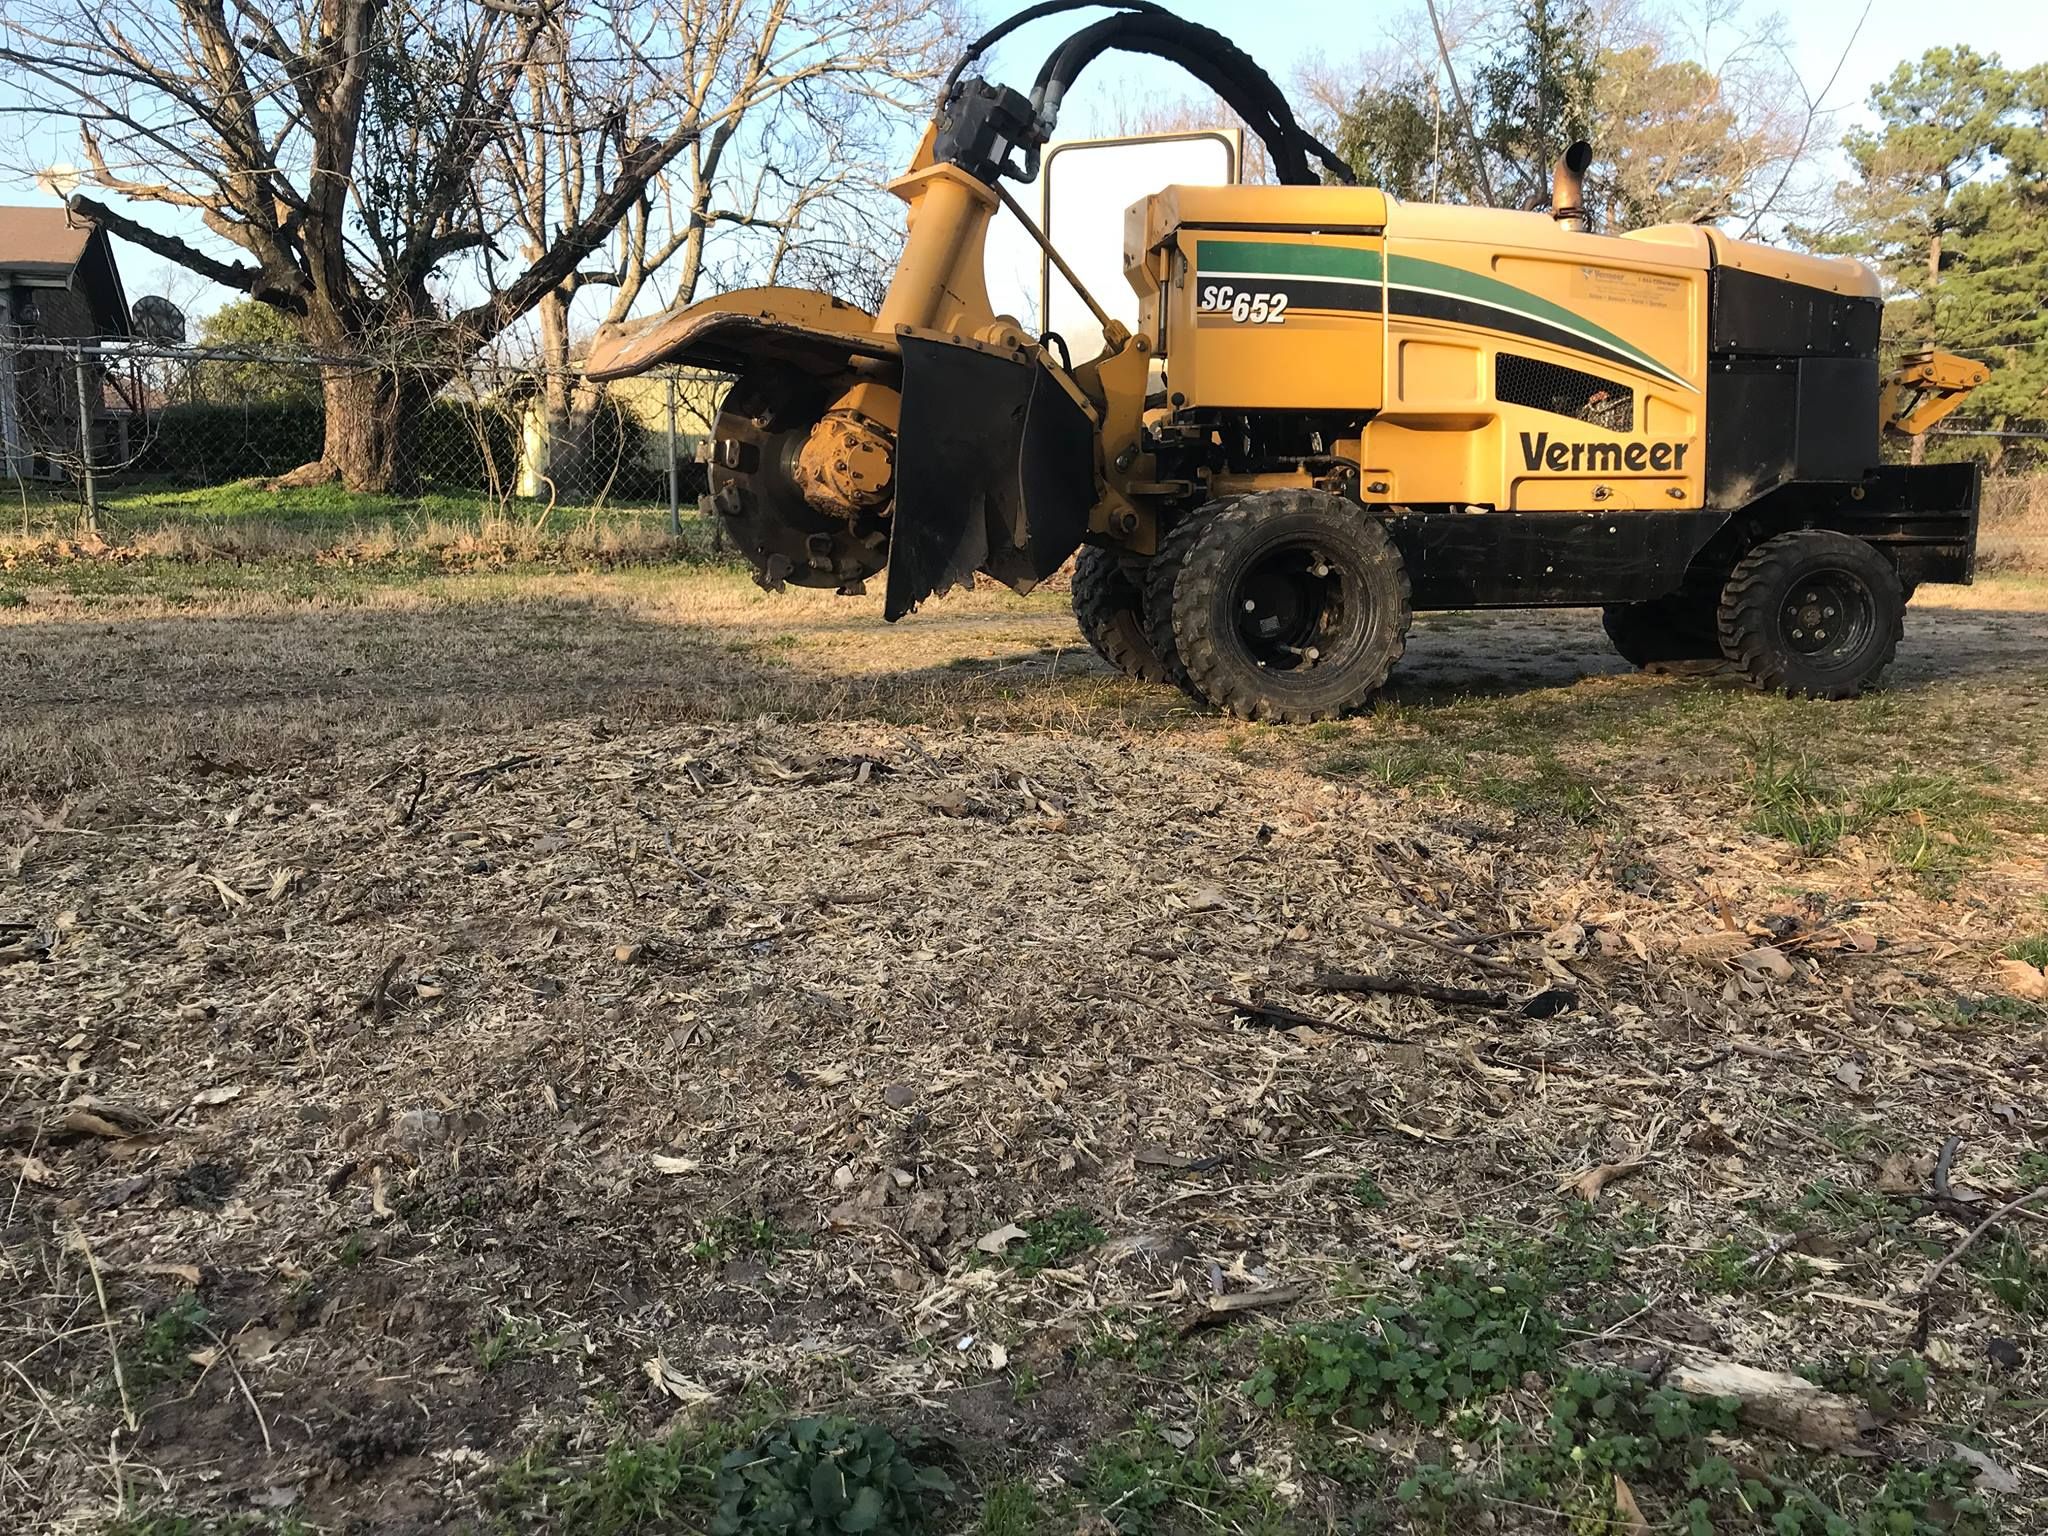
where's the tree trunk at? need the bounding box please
[532,286,605,496]
[322,364,404,493]
[1909,223,1944,469]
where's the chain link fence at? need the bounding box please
[0,334,726,532]
[1978,473,2048,571]
[5,332,2044,568]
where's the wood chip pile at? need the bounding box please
[4,717,2042,1528]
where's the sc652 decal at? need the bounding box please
[1197,284,1289,324]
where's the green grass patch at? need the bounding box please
[1392,1369,1992,1536]
[1688,1236,1786,1295]
[1788,1178,1917,1234]
[692,1215,805,1267]
[1798,1356,1931,1421]
[1742,742,2034,887]
[1317,738,1457,791]
[1912,994,2048,1031]
[106,1514,306,1536]
[983,1209,1104,1276]
[2006,934,2048,969]
[1967,1231,2047,1319]
[1472,751,1610,823]
[474,1314,547,1372]
[976,1479,1042,1535]
[1248,1258,1563,1427]
[11,476,683,540]
[1084,1414,1289,1535]
[129,1293,211,1392]
[1081,1310,1179,1370]
[494,1403,952,1535]
[1239,1222,2003,1532]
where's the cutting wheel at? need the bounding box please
[706,368,891,593]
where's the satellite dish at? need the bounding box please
[132,295,188,344]
[34,163,82,201]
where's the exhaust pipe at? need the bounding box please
[1552,140,1593,233]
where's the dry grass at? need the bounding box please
[1980,472,2048,571]
[3,563,2046,1535]
[1,512,713,570]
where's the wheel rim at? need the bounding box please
[1230,541,1364,673]
[1778,569,1875,661]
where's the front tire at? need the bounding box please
[1717,530,1904,699]
[1163,490,1411,722]
[1071,546,1169,682]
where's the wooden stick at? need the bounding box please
[1910,1182,2048,1348]
[198,1323,273,1454]
[1349,911,1522,973]
[71,1229,136,1432]
[1312,970,1510,1009]
[1218,997,1410,1045]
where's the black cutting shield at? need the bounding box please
[884,335,1096,621]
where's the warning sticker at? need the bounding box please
[1572,265,1689,312]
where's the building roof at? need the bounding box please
[0,206,132,335]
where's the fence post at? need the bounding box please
[72,344,98,532]
[665,372,681,535]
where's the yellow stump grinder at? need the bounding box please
[587,1,1986,722]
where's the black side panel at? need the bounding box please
[1734,462,1981,587]
[1706,362,1798,504]
[1706,356,1880,504]
[1705,268,1883,507]
[1796,357,1881,480]
[1709,268,1880,358]
[1379,510,1729,609]
[886,337,1095,620]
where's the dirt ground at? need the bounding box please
[3,564,2045,789]
[4,564,2047,1535]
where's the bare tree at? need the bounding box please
[490,0,951,476]
[0,0,943,492]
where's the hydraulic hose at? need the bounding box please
[942,0,1167,102]
[1034,12,1354,185]
[940,3,1354,188]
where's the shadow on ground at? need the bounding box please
[3,582,2043,792]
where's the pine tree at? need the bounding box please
[1829,50,2048,465]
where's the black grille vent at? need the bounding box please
[1496,353,1634,433]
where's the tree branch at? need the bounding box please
[68,194,273,298]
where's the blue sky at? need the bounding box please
[4,0,2042,321]
[1029,0,2046,140]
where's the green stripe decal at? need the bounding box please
[1385,254,1679,384]
[1196,240,1382,282]
[1193,239,1687,387]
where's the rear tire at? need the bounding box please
[1602,595,1720,669]
[1142,500,1235,698]
[1164,490,1411,722]
[1071,546,1169,682]
[1717,530,1904,699]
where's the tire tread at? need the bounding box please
[1071,545,1168,683]
[1716,530,1903,699]
[1142,500,1236,700]
[1171,490,1411,723]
